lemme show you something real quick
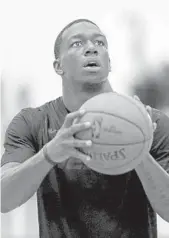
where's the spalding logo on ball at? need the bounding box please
[75,92,154,175]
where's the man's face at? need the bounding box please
[58,22,110,84]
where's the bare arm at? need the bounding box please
[136,154,169,222]
[1,149,53,213]
[133,96,169,222]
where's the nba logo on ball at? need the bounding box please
[91,116,123,139]
[75,92,154,175]
[91,116,103,138]
[90,116,126,163]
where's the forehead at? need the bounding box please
[62,21,104,43]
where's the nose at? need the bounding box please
[84,41,98,56]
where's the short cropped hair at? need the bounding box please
[54,19,98,59]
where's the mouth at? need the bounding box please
[83,61,101,72]
[83,61,100,68]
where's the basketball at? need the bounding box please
[74,92,154,175]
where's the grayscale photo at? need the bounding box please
[1,0,169,237]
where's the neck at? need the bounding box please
[62,79,113,112]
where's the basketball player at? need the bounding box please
[1,19,169,238]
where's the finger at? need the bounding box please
[153,122,157,132]
[146,105,152,118]
[62,138,92,148]
[133,95,141,101]
[73,148,91,162]
[71,138,92,148]
[66,122,91,136]
[64,109,86,128]
[63,138,92,148]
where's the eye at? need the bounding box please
[95,40,105,46]
[71,41,82,47]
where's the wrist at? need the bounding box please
[135,153,157,176]
[42,144,56,167]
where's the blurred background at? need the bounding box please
[1,0,169,237]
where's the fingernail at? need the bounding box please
[80,109,85,114]
[134,95,140,101]
[85,122,91,127]
[86,140,92,146]
[146,105,151,110]
[153,123,157,131]
[86,156,91,161]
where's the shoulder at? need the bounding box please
[5,97,62,143]
[1,98,62,166]
[9,97,61,129]
[5,107,42,138]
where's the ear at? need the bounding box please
[53,58,64,75]
[108,58,111,72]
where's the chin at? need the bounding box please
[83,73,108,83]
[81,79,107,93]
[89,79,107,85]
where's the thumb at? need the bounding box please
[153,122,157,132]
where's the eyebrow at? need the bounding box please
[68,33,106,41]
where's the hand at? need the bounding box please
[133,95,157,132]
[44,109,92,164]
